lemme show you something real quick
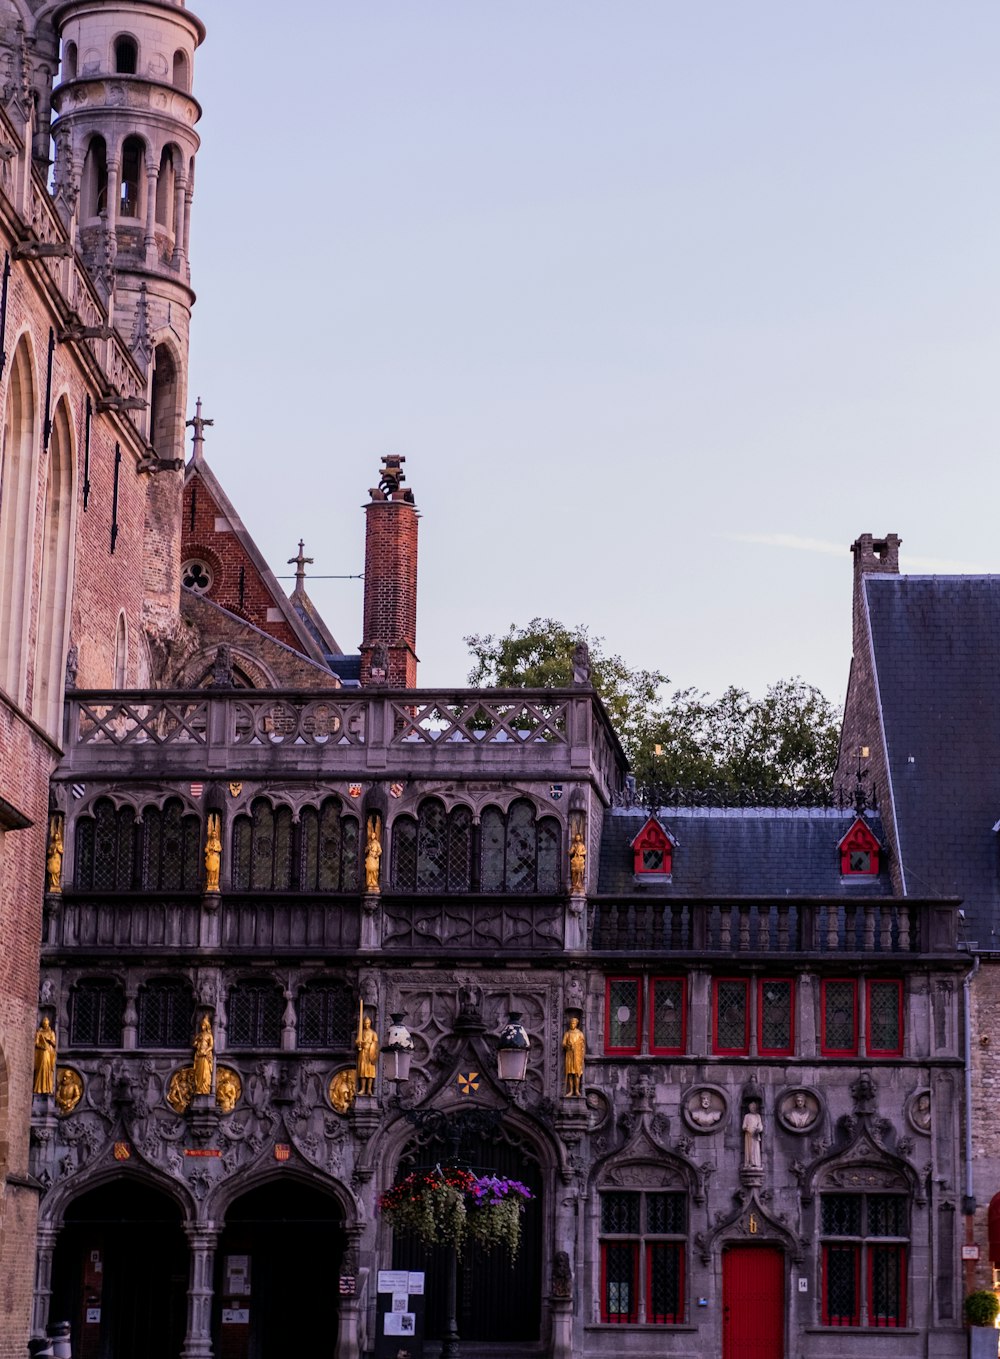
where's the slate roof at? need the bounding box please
[598,806,891,897]
[865,574,1000,944]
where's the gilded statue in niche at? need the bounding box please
[569,830,587,895]
[46,815,64,894]
[215,1066,242,1114]
[192,1015,214,1095]
[329,1067,357,1114]
[562,1016,585,1097]
[204,812,222,893]
[166,1064,241,1115]
[356,1014,379,1096]
[364,814,382,894]
[33,1018,57,1095]
[55,1066,84,1114]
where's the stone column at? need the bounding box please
[144,166,157,257]
[31,1224,59,1341]
[181,1223,219,1359]
[172,176,187,267]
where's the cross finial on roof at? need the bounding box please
[186,397,214,464]
[287,539,314,595]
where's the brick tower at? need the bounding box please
[360,455,419,687]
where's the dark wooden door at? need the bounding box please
[723,1245,784,1359]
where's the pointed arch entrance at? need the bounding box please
[391,1125,543,1346]
[215,1180,347,1358]
[49,1180,187,1359]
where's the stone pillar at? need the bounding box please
[31,1224,59,1341]
[144,167,157,254]
[181,1224,219,1359]
[172,176,187,267]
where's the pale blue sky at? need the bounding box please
[187,1,1000,704]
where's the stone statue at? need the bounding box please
[192,1015,214,1096]
[365,815,382,894]
[562,1016,585,1097]
[742,1101,763,1167]
[356,1015,379,1096]
[689,1090,722,1128]
[569,830,586,895]
[33,1018,57,1095]
[784,1091,817,1129]
[55,1066,83,1114]
[46,815,64,894]
[912,1091,931,1132]
[572,640,591,685]
[204,812,222,893]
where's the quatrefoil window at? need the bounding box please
[181,559,213,593]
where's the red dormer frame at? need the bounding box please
[630,817,674,876]
[837,817,881,876]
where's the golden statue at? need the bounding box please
[33,1018,57,1095]
[562,1016,585,1098]
[215,1066,241,1114]
[166,1066,196,1115]
[55,1067,83,1114]
[204,812,222,893]
[328,1067,357,1114]
[192,1015,214,1095]
[569,830,587,894]
[46,815,64,894]
[364,814,382,894]
[356,1004,379,1096]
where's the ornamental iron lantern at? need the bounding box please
[496,1012,530,1083]
[383,1012,414,1083]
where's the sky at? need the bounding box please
[185,1,1000,707]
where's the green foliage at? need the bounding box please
[464,620,841,797]
[965,1290,1000,1327]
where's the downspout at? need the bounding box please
[964,955,980,1216]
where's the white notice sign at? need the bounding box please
[85,1308,101,1324]
[377,1270,409,1294]
[407,1271,425,1295]
[384,1312,416,1336]
[222,1309,249,1325]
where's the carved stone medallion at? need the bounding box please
[55,1067,84,1115]
[683,1086,727,1133]
[328,1067,357,1115]
[777,1088,820,1134]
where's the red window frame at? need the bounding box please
[631,817,673,876]
[605,976,642,1056]
[645,1241,685,1324]
[866,979,903,1057]
[839,819,880,876]
[757,977,795,1057]
[868,1243,907,1328]
[712,977,750,1055]
[649,976,687,1055]
[822,1243,860,1326]
[600,1240,639,1323]
[821,978,859,1056]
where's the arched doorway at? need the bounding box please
[50,1180,187,1359]
[391,1127,543,1346]
[216,1180,346,1359]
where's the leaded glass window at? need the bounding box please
[821,1192,907,1328]
[651,978,685,1053]
[600,1188,685,1325]
[231,800,293,891]
[391,801,472,892]
[759,978,793,1055]
[713,979,749,1054]
[298,981,353,1048]
[138,978,193,1047]
[867,980,902,1055]
[140,799,200,891]
[228,980,284,1048]
[606,977,640,1053]
[822,979,858,1054]
[479,800,561,894]
[74,798,137,890]
[70,978,125,1046]
[300,800,359,892]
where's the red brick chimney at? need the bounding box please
[360,455,419,687]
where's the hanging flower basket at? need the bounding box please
[378,1168,533,1259]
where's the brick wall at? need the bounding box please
[360,496,418,687]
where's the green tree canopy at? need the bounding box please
[464,619,840,798]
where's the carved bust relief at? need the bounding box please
[908,1088,931,1135]
[683,1087,726,1132]
[777,1088,821,1133]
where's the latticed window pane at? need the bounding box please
[602,1242,637,1322]
[245,801,294,891]
[301,800,354,891]
[607,978,640,1052]
[445,806,472,892]
[823,980,857,1052]
[646,1193,685,1235]
[232,816,252,891]
[867,1197,906,1237]
[506,801,537,892]
[341,817,359,890]
[228,982,284,1048]
[392,817,418,890]
[714,980,748,1052]
[81,799,136,891]
[822,1194,862,1236]
[869,1245,905,1325]
[416,800,448,890]
[601,1193,640,1234]
[298,982,353,1048]
[642,848,664,871]
[138,980,193,1047]
[868,981,901,1053]
[141,799,200,891]
[647,1242,683,1323]
[536,818,561,892]
[760,979,793,1053]
[651,978,684,1052]
[74,816,95,888]
[480,807,505,891]
[824,1244,859,1325]
[70,980,125,1046]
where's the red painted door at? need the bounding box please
[723,1245,784,1359]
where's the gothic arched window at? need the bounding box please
[74,798,137,891]
[140,798,201,891]
[228,980,284,1048]
[172,50,190,91]
[138,978,193,1048]
[33,399,74,736]
[481,800,561,893]
[0,336,37,703]
[113,35,138,75]
[63,41,78,82]
[297,980,353,1049]
[299,799,359,891]
[391,799,472,892]
[231,799,293,892]
[120,135,144,218]
[70,978,125,1047]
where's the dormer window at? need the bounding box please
[838,818,881,877]
[630,817,674,877]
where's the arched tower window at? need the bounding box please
[0,337,37,704]
[80,135,108,219]
[232,800,294,892]
[74,799,137,891]
[149,343,180,460]
[172,50,190,91]
[155,146,175,230]
[113,612,127,686]
[481,799,561,893]
[140,798,201,891]
[392,799,472,892]
[113,35,138,75]
[34,399,74,735]
[299,799,359,891]
[119,136,144,219]
[138,978,193,1048]
[63,42,78,82]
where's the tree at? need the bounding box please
[464,619,840,798]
